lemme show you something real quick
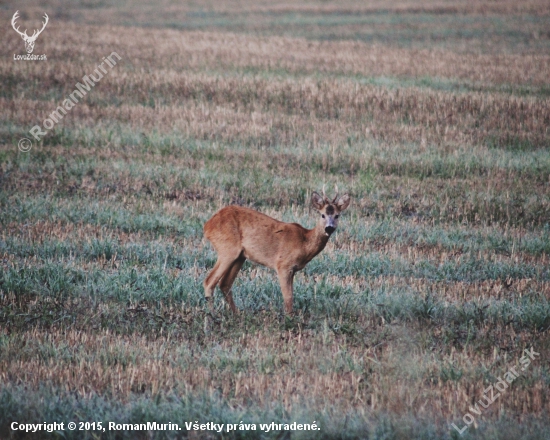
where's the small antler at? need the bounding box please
[321,184,330,203]
[332,184,339,203]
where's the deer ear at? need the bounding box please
[311,192,326,210]
[336,194,350,211]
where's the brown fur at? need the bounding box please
[203,192,350,314]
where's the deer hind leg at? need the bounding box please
[218,256,245,313]
[204,260,222,299]
[203,250,243,301]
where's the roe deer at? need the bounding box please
[203,190,350,314]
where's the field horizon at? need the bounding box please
[1,0,549,438]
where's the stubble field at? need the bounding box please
[0,0,549,438]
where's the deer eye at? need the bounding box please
[321,214,325,218]
[335,215,339,219]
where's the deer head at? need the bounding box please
[311,185,351,236]
[12,11,49,54]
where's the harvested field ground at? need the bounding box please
[0,0,549,439]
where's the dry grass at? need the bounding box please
[1,325,547,418]
[3,22,550,84]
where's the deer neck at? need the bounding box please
[304,224,330,260]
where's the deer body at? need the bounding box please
[203,191,350,314]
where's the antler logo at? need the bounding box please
[11,11,49,54]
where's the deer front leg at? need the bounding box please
[277,267,295,315]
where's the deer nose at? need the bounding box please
[325,226,335,235]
